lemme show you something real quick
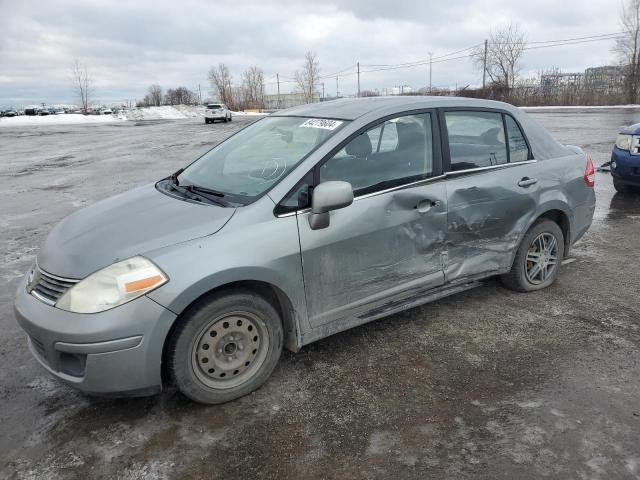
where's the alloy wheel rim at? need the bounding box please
[191,311,269,389]
[525,232,559,285]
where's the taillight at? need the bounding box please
[584,156,595,188]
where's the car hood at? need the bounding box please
[620,123,640,135]
[37,183,235,279]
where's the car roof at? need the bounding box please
[274,96,519,120]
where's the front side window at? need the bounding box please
[505,115,530,162]
[319,113,434,195]
[445,111,507,171]
[178,116,347,203]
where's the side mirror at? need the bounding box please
[309,181,354,230]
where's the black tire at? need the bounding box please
[204,118,210,124]
[501,219,565,293]
[167,289,283,404]
[223,116,228,123]
[228,114,232,122]
[613,178,630,193]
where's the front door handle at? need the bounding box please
[518,177,538,187]
[415,199,440,213]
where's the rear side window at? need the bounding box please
[445,111,507,170]
[505,115,530,162]
[319,113,434,195]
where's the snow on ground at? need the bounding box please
[0,113,127,127]
[0,105,267,127]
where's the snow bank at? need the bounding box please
[0,113,126,127]
[522,105,640,110]
[0,105,268,127]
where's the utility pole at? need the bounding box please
[482,39,488,89]
[321,82,325,100]
[198,84,202,104]
[336,76,339,98]
[276,73,281,109]
[357,62,361,97]
[429,52,433,94]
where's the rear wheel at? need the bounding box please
[501,219,565,292]
[168,290,283,404]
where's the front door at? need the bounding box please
[297,111,447,327]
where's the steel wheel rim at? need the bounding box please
[191,311,270,390]
[525,232,559,285]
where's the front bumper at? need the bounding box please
[611,147,640,186]
[13,275,177,396]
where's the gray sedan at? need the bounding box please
[14,97,596,404]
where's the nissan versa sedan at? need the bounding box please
[611,124,640,192]
[15,97,596,404]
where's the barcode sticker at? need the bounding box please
[300,118,343,130]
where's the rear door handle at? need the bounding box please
[518,177,538,187]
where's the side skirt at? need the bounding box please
[300,280,484,346]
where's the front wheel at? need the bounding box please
[167,290,283,404]
[501,219,565,292]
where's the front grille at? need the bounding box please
[631,135,640,155]
[30,267,78,306]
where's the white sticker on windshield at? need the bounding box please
[300,118,343,130]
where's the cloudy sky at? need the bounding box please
[0,0,622,106]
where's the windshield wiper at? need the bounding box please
[169,167,184,186]
[183,184,225,197]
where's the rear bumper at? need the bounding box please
[205,112,228,119]
[611,147,640,186]
[13,274,176,396]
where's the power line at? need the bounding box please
[255,31,624,96]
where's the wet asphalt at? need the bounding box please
[0,110,639,479]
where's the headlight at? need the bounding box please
[615,134,632,151]
[56,256,168,314]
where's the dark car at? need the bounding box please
[611,125,640,192]
[3,109,18,117]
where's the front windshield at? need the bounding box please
[178,116,347,201]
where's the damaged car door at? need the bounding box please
[297,112,447,327]
[441,109,538,281]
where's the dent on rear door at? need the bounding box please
[445,166,538,281]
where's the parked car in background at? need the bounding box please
[1,108,17,117]
[14,97,595,404]
[611,125,640,192]
[204,103,232,124]
[24,107,39,116]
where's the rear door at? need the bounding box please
[440,109,539,281]
[295,111,448,327]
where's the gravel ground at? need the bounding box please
[0,111,639,479]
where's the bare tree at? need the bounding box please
[616,0,640,103]
[295,51,320,104]
[242,66,265,109]
[71,59,92,113]
[208,63,234,107]
[472,23,526,92]
[146,84,163,106]
[164,87,197,105]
